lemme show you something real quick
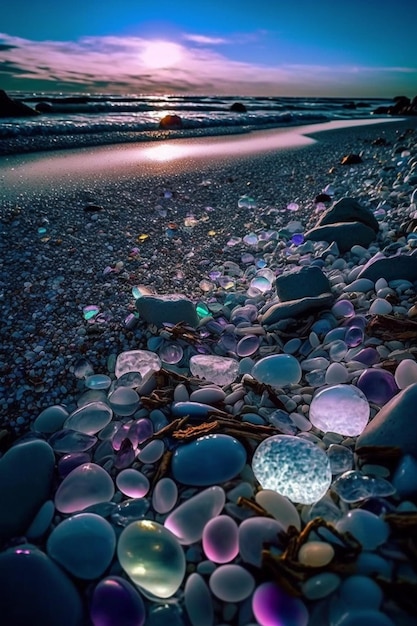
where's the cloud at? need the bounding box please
[0,32,415,96]
[182,34,230,45]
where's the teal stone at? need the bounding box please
[172,434,247,486]
[251,354,302,387]
[0,440,55,543]
[0,546,83,626]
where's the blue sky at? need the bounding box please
[1,0,416,96]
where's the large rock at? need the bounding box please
[230,102,247,112]
[316,197,379,233]
[356,383,417,456]
[0,89,39,117]
[261,293,335,326]
[136,294,198,328]
[0,439,55,543]
[357,254,417,283]
[159,114,183,130]
[304,221,377,253]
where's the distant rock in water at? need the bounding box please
[373,95,417,116]
[35,101,54,113]
[159,114,183,130]
[230,102,247,113]
[0,89,39,117]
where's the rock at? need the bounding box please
[0,89,39,117]
[341,154,363,165]
[262,293,335,325]
[304,221,377,253]
[315,193,332,203]
[136,293,198,328]
[316,197,379,233]
[165,486,226,544]
[276,265,333,301]
[35,101,53,113]
[357,254,417,282]
[159,114,182,130]
[0,439,55,543]
[230,102,247,112]
[356,383,417,456]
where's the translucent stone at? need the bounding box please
[328,340,348,362]
[115,350,161,379]
[46,513,116,579]
[302,572,341,599]
[108,387,140,416]
[345,325,364,348]
[64,401,113,435]
[165,486,226,545]
[394,358,417,389]
[238,195,257,209]
[249,275,272,293]
[327,443,354,474]
[356,369,398,405]
[118,520,185,598]
[325,362,349,384]
[332,470,396,503]
[83,305,100,320]
[159,342,184,364]
[252,435,332,504]
[301,357,329,371]
[309,384,370,436]
[369,298,392,315]
[55,463,115,514]
[49,429,97,453]
[137,439,165,464]
[252,582,309,626]
[243,232,258,246]
[90,576,146,626]
[116,469,150,498]
[251,354,302,387]
[111,498,150,527]
[57,452,91,477]
[152,477,178,514]
[33,405,69,433]
[209,565,255,602]
[189,355,239,386]
[127,418,153,446]
[238,517,285,567]
[336,509,389,550]
[189,386,226,404]
[254,489,301,530]
[331,300,354,318]
[236,334,260,357]
[298,541,334,567]
[184,573,214,626]
[115,372,143,388]
[85,374,112,390]
[73,358,94,379]
[353,347,380,365]
[339,575,383,609]
[202,515,239,563]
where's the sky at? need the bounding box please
[1,0,416,97]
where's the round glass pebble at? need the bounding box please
[189,355,239,386]
[252,435,332,504]
[90,576,146,626]
[108,387,140,416]
[202,515,239,563]
[116,469,150,498]
[159,342,183,364]
[85,374,112,390]
[251,354,302,387]
[64,401,113,435]
[309,384,370,436]
[55,463,115,514]
[252,582,309,626]
[331,300,354,318]
[236,334,260,357]
[356,369,398,405]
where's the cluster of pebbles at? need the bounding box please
[1,119,417,625]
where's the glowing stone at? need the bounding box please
[251,354,302,387]
[189,354,239,386]
[250,275,272,293]
[117,520,185,599]
[90,576,146,626]
[115,350,161,380]
[252,435,332,505]
[202,515,239,563]
[252,582,309,626]
[55,463,114,514]
[309,384,370,436]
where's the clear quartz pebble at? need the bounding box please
[85,374,112,390]
[115,350,161,379]
[64,402,113,435]
[332,470,396,503]
[55,463,115,514]
[108,387,140,417]
[189,355,239,386]
[309,384,370,436]
[327,444,354,474]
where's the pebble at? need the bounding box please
[164,486,226,544]
[90,576,146,626]
[251,354,302,386]
[209,564,255,602]
[336,509,389,550]
[55,462,115,514]
[252,582,309,626]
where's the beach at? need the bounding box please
[1,116,417,625]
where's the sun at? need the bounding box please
[141,41,183,69]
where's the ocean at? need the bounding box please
[1,93,394,149]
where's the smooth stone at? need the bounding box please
[305,222,377,253]
[394,358,417,389]
[90,576,146,626]
[252,582,309,626]
[356,369,399,405]
[116,469,150,498]
[108,387,140,416]
[327,444,354,474]
[298,541,335,567]
[355,552,392,578]
[353,347,380,365]
[316,197,379,233]
[136,293,198,327]
[26,499,55,540]
[115,349,161,379]
[55,462,115,514]
[0,439,55,542]
[261,293,334,325]
[47,512,116,579]
[171,434,246,486]
[49,429,97,453]
[238,517,285,567]
[171,401,224,418]
[392,454,417,496]
[189,354,239,386]
[209,564,255,602]
[336,509,389,550]
[343,278,375,293]
[64,401,113,434]
[252,435,332,504]
[137,439,165,464]
[189,386,226,404]
[33,404,69,433]
[202,515,239,563]
[118,520,185,598]
[58,452,92,477]
[325,362,349,384]
[254,489,301,530]
[301,572,341,599]
[356,383,417,456]
[184,573,214,626]
[0,546,83,626]
[251,354,302,386]
[368,298,393,315]
[85,374,112,390]
[152,477,178,514]
[331,470,395,503]
[331,610,396,626]
[275,265,332,301]
[309,384,370,436]
[165,486,225,544]
[338,574,383,609]
[358,254,417,283]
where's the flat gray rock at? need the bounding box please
[261,293,334,326]
[304,221,377,253]
[356,383,417,456]
[357,254,417,283]
[276,265,332,301]
[136,294,198,328]
[316,197,379,233]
